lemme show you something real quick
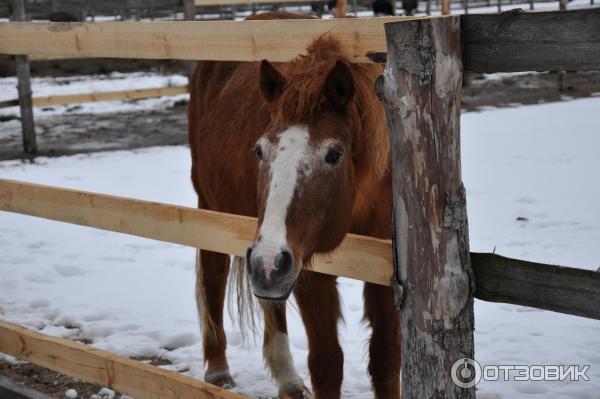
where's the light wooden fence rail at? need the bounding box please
[0,178,393,285]
[1,178,598,320]
[0,17,414,63]
[0,320,246,399]
[0,85,189,108]
[2,10,597,66]
[31,85,189,106]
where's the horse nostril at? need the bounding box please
[245,247,253,275]
[274,250,293,276]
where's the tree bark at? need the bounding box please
[12,0,37,155]
[378,16,475,398]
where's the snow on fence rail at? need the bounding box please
[1,9,600,399]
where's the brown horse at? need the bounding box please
[188,12,400,399]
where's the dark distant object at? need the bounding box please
[516,216,529,222]
[402,0,418,15]
[322,0,398,16]
[49,11,80,22]
[372,0,395,16]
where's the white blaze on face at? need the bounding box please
[255,125,312,279]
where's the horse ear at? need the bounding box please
[325,60,355,112]
[260,60,286,103]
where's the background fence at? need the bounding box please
[3,0,596,154]
[0,8,599,399]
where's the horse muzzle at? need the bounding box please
[246,246,297,300]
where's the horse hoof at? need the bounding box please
[205,370,236,389]
[279,385,312,399]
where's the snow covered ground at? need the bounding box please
[0,72,189,118]
[1,97,599,398]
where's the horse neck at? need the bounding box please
[347,65,392,239]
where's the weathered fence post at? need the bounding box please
[377,16,475,398]
[183,0,196,80]
[183,0,196,20]
[337,0,348,17]
[442,0,450,14]
[11,0,37,155]
[559,0,568,10]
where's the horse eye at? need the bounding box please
[255,144,263,159]
[325,148,343,166]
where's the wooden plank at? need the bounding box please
[4,86,189,108]
[472,253,600,320]
[462,9,600,72]
[30,86,189,107]
[0,179,393,286]
[380,16,475,398]
[1,179,600,320]
[0,17,419,63]
[0,320,246,399]
[0,98,20,108]
[12,0,37,154]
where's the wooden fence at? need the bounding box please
[0,85,189,108]
[1,8,599,399]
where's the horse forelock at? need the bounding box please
[273,35,389,181]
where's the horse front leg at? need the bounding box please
[262,301,311,399]
[294,272,343,399]
[196,250,235,388]
[364,282,401,399]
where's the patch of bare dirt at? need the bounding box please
[0,359,107,398]
[0,355,173,398]
[0,101,189,161]
[462,70,600,111]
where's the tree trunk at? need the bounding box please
[378,16,476,399]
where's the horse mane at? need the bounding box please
[274,35,390,180]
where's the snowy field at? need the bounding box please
[1,96,599,399]
[0,72,189,119]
